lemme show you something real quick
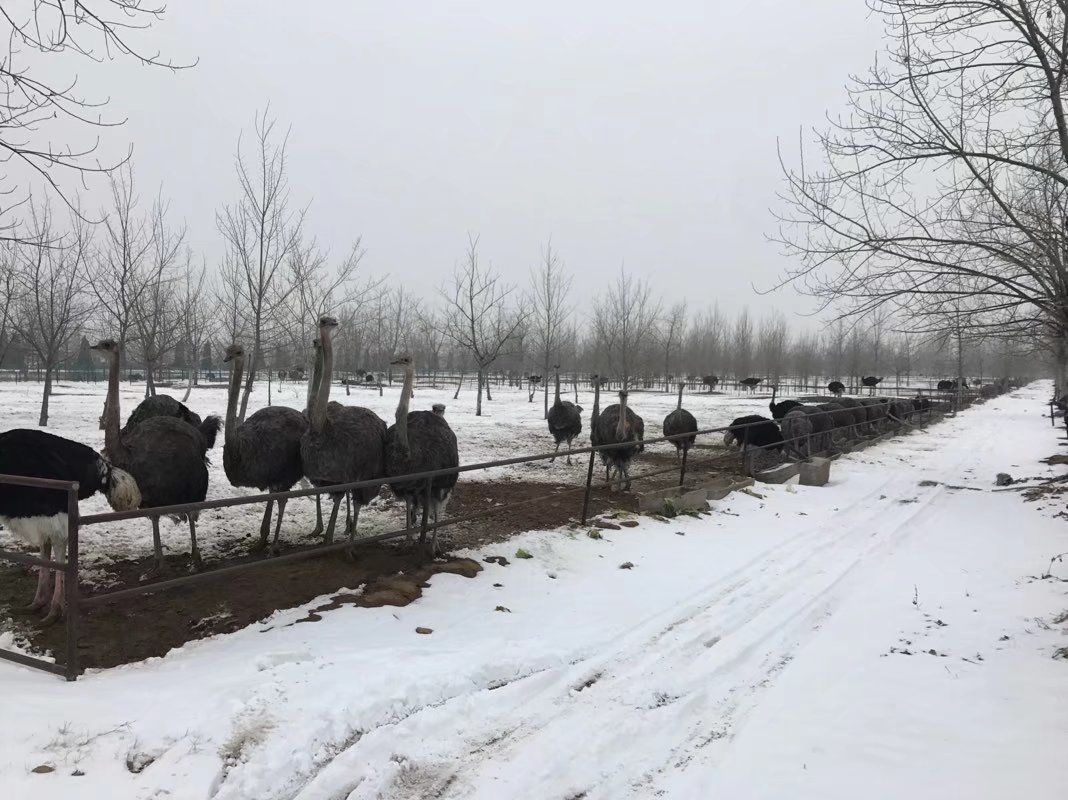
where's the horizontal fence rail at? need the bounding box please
[0,386,998,680]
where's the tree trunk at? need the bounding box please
[181,365,194,403]
[38,366,52,426]
[485,373,492,402]
[454,371,463,400]
[145,364,156,398]
[476,367,484,416]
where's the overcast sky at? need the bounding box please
[53,1,882,323]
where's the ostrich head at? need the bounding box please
[432,403,446,416]
[89,339,120,357]
[223,344,245,363]
[98,458,142,512]
[318,315,339,335]
[390,354,413,368]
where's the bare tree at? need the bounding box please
[529,239,573,417]
[217,110,304,422]
[12,204,94,425]
[731,309,754,379]
[129,194,185,396]
[685,304,727,378]
[590,266,661,389]
[174,253,212,403]
[0,243,16,368]
[416,306,448,387]
[774,1,1068,392]
[757,311,790,385]
[0,2,190,239]
[441,235,531,416]
[656,301,687,389]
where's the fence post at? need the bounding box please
[64,483,80,682]
[580,448,596,524]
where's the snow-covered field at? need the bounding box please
[0,381,1065,799]
[0,378,774,579]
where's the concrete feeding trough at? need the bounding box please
[754,463,800,484]
[799,457,832,486]
[702,476,754,500]
[636,486,708,514]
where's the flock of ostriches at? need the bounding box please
[0,316,458,623]
[0,323,984,625]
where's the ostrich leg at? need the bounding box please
[323,494,343,544]
[311,495,324,537]
[551,441,560,463]
[345,505,361,558]
[254,499,274,551]
[150,516,164,574]
[269,498,288,555]
[344,492,354,536]
[566,438,573,466]
[189,515,203,571]
[404,498,416,544]
[622,465,632,492]
[41,552,65,626]
[29,540,52,611]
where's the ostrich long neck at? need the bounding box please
[676,382,684,410]
[225,354,244,445]
[311,330,334,432]
[103,351,127,459]
[616,394,628,439]
[395,363,414,451]
[554,370,561,404]
[592,380,600,424]
[306,342,323,413]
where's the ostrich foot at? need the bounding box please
[190,552,204,572]
[40,605,62,626]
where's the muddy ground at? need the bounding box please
[0,446,745,671]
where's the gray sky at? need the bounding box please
[66,1,882,322]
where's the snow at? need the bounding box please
[0,377,777,581]
[1,381,1067,799]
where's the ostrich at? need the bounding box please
[385,354,459,555]
[702,375,719,393]
[547,365,583,464]
[222,344,308,553]
[0,429,141,622]
[432,403,446,417]
[723,414,784,451]
[769,387,803,419]
[662,381,698,461]
[121,394,204,437]
[780,408,814,460]
[92,339,221,572]
[831,396,869,435]
[740,377,763,392]
[593,390,644,491]
[861,376,883,395]
[828,380,845,397]
[857,397,890,434]
[301,316,386,548]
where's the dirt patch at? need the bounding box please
[0,451,744,671]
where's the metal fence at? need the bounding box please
[0,387,990,680]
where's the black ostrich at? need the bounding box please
[780,408,814,459]
[222,343,308,553]
[857,397,890,434]
[723,414,784,451]
[0,429,141,622]
[769,386,803,419]
[702,374,719,393]
[122,394,203,436]
[861,376,883,395]
[547,365,583,464]
[830,396,869,435]
[828,380,845,397]
[301,316,387,548]
[663,381,698,461]
[740,377,763,392]
[385,354,459,555]
[593,390,645,491]
[92,339,221,572]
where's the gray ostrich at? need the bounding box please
[92,339,221,572]
[300,316,387,549]
[122,394,204,436]
[547,365,583,464]
[593,389,645,491]
[662,381,698,461]
[223,343,309,553]
[384,354,459,556]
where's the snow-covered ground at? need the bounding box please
[0,381,1065,798]
[0,377,774,579]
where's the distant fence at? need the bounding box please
[0,386,1002,680]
